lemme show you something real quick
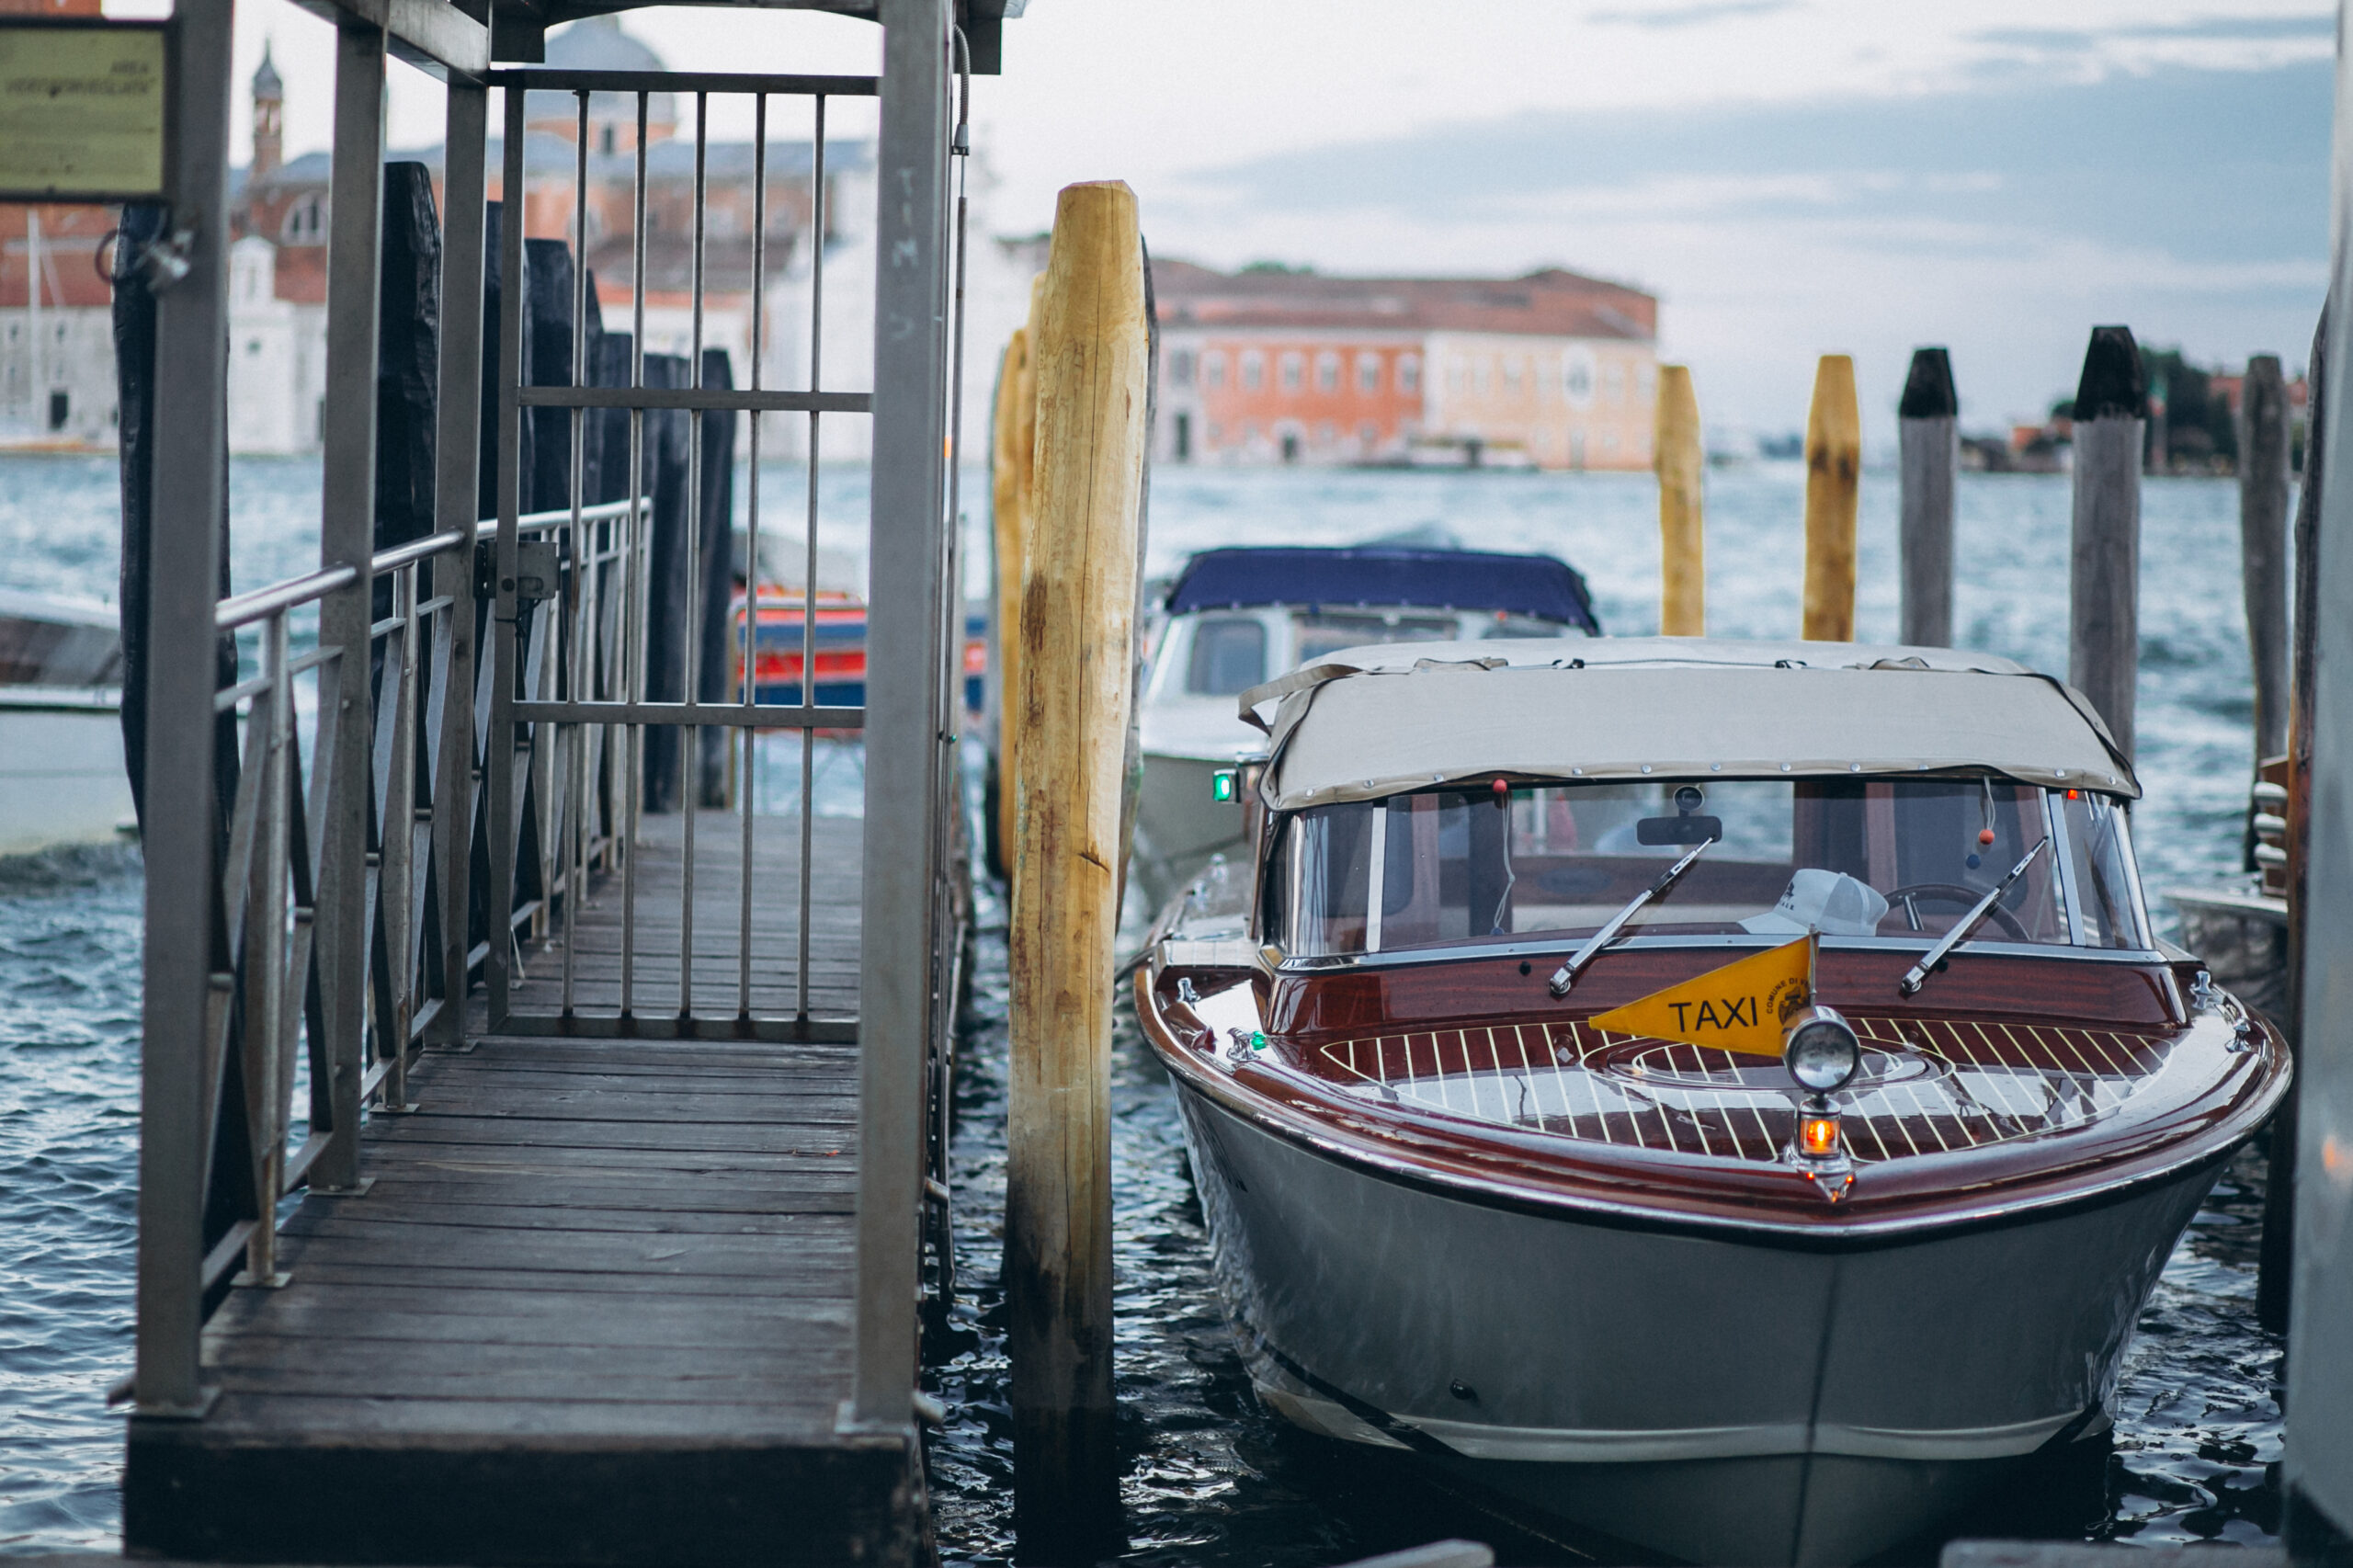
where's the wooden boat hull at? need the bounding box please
[1172,1078,2219,1565]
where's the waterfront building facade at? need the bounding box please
[1152,262,1659,470]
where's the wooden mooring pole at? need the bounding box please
[2242,354,2292,768]
[2069,326,2146,758]
[1656,364,1704,636]
[1899,347,1958,647]
[1006,180,1149,1561]
[1802,354,1859,641]
[987,318,1036,881]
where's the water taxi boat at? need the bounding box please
[1136,637,2289,1566]
[1127,543,1600,915]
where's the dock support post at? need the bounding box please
[987,321,1034,880]
[1006,181,1149,1560]
[1802,354,1859,642]
[311,16,389,1191]
[429,80,489,1044]
[2286,187,2353,1551]
[1898,347,1958,647]
[853,0,950,1437]
[1655,364,1703,636]
[2068,326,2146,760]
[131,0,234,1418]
[2244,355,2293,767]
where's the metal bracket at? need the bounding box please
[135,227,196,293]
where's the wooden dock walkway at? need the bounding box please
[125,816,926,1566]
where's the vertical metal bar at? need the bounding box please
[679,92,708,1021]
[620,91,648,1018]
[429,77,487,1048]
[740,93,768,1018]
[485,83,528,1024]
[853,0,951,1426]
[383,568,417,1107]
[310,17,388,1193]
[244,613,291,1282]
[798,97,826,1024]
[131,0,233,1418]
[563,88,590,1016]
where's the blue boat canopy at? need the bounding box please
[1164,546,1599,632]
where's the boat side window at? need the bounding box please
[1274,805,1380,956]
[2060,791,2151,949]
[1186,616,1267,697]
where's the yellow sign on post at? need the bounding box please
[1589,934,1813,1057]
[0,22,167,201]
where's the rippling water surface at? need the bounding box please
[0,453,2286,1559]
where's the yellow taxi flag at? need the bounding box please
[1587,935,1813,1057]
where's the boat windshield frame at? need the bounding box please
[1252,772,2162,971]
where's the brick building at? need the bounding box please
[1152,262,1659,470]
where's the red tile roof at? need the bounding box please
[1152,259,1655,341]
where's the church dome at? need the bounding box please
[532,16,676,138]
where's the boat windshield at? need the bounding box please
[1265,778,2151,960]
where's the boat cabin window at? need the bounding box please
[1266,778,2146,960]
[1186,616,1267,697]
[1293,611,1461,665]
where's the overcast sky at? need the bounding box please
[161,0,2334,437]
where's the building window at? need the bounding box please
[1605,363,1626,407]
[1204,351,1226,390]
[1241,351,1264,392]
[1563,348,1596,409]
[281,195,325,244]
[1357,354,1381,394]
[1170,347,1196,388]
[1173,411,1192,461]
[1505,357,1523,393]
[1206,422,1222,446]
[1279,351,1303,392]
[47,391,69,431]
[1358,421,1379,448]
[1399,355,1421,395]
[1314,421,1336,446]
[1637,363,1657,401]
[599,124,617,156]
[1474,358,1491,395]
[1316,351,1339,392]
[247,339,263,356]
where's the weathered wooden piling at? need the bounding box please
[2263,305,2327,1336]
[988,319,1036,879]
[2286,283,2353,1557]
[2068,326,2146,758]
[1802,354,1860,641]
[1005,180,1150,1557]
[1899,347,1958,647]
[1656,364,1705,635]
[2241,355,2292,767]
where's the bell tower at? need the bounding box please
[252,43,283,182]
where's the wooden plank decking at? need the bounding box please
[124,814,926,1567]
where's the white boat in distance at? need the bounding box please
[1130,542,1600,916]
[0,586,135,857]
[1137,636,2288,1565]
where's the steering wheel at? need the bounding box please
[1881,882,2030,941]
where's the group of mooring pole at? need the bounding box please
[1651,324,2312,1329]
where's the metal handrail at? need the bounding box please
[214,499,646,630]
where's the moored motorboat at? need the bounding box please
[1137,636,2289,1565]
[0,587,135,856]
[1126,543,1601,915]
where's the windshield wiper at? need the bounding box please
[1549,837,1711,997]
[1898,838,2050,997]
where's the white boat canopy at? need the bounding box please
[1240,636,2138,809]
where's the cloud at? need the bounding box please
[1586,0,1796,29]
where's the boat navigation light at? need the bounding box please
[1783,1005,1861,1093]
[1800,1111,1841,1158]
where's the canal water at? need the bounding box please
[0,454,2284,1559]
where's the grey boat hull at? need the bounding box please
[1173,1084,2217,1565]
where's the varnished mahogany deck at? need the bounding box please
[124,814,926,1567]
